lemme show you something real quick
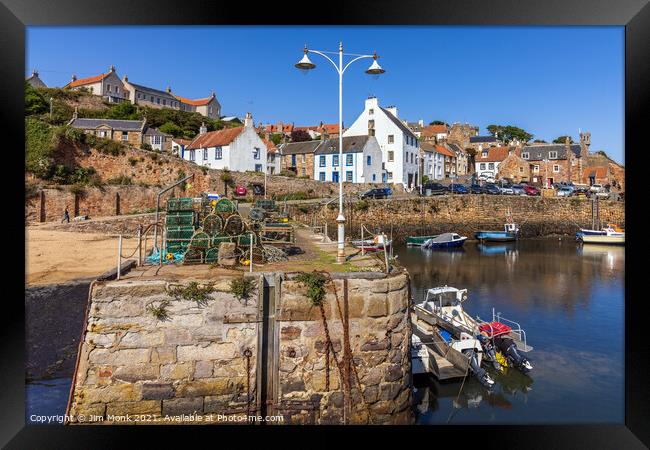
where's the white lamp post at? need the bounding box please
[296,42,385,263]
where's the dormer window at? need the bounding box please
[522,152,529,159]
[369,109,374,115]
[549,151,558,159]
[482,150,488,158]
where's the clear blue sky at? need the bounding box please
[27,26,624,163]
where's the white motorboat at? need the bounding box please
[414,286,533,375]
[351,234,392,251]
[577,224,624,245]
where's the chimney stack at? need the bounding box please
[32,69,38,77]
[109,65,115,73]
[122,74,128,82]
[166,86,172,93]
[244,112,253,128]
[71,74,77,82]
[199,122,207,135]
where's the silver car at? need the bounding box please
[511,184,526,195]
[556,187,573,197]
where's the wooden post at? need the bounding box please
[115,192,121,216]
[383,234,389,274]
[39,190,46,223]
[117,235,122,280]
[360,225,365,256]
[137,226,142,267]
[249,232,254,273]
[342,278,351,425]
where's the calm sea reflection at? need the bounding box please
[397,238,624,424]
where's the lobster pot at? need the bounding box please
[167,197,194,212]
[166,226,194,253]
[238,233,256,247]
[214,198,236,214]
[189,231,211,250]
[166,211,194,227]
[183,247,204,265]
[202,214,223,236]
[212,235,233,248]
[223,214,245,236]
[204,247,220,264]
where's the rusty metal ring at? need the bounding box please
[243,348,253,358]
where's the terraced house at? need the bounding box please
[65,65,128,103]
[520,134,589,187]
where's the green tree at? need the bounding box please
[270,133,283,145]
[104,101,140,120]
[159,121,183,137]
[25,82,48,116]
[552,135,573,144]
[533,139,547,143]
[429,120,448,126]
[486,125,533,144]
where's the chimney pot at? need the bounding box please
[109,65,115,72]
[71,74,77,82]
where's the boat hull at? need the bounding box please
[423,237,467,249]
[581,234,625,245]
[475,231,518,242]
[407,235,439,246]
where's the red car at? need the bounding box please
[523,185,540,196]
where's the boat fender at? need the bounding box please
[495,351,510,367]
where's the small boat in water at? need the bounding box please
[421,233,467,249]
[475,222,519,242]
[576,224,624,245]
[351,234,392,251]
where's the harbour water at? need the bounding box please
[397,237,624,424]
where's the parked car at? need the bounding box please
[449,183,469,194]
[589,183,604,193]
[523,185,541,196]
[382,187,393,197]
[360,188,389,199]
[595,190,611,199]
[573,186,591,197]
[483,183,501,195]
[469,183,486,194]
[511,184,526,195]
[498,184,515,195]
[556,186,574,197]
[423,182,449,196]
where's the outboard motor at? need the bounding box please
[462,349,494,388]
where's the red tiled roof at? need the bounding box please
[262,123,294,133]
[422,124,448,137]
[174,95,213,106]
[263,138,277,153]
[320,123,340,134]
[66,72,109,88]
[187,127,245,150]
[435,144,456,158]
[477,146,511,162]
[582,166,608,180]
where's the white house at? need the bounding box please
[313,135,382,183]
[264,138,281,175]
[171,138,192,158]
[64,65,128,103]
[474,146,510,179]
[420,142,445,181]
[343,97,420,188]
[183,113,267,172]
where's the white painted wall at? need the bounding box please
[312,137,382,183]
[343,97,420,187]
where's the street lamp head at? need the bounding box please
[365,52,385,76]
[295,46,316,72]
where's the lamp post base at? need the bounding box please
[336,214,346,264]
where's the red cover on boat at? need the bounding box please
[479,321,512,337]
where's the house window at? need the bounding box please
[150,96,154,102]
[519,166,524,173]
[215,147,222,159]
[553,164,560,173]
[388,135,394,144]
[121,132,128,141]
[388,151,394,162]
[254,147,261,160]
[269,153,275,162]
[203,148,208,160]
[152,135,161,145]
[301,154,305,163]
[319,155,326,167]
[549,151,558,159]
[488,163,494,170]
[372,174,376,181]
[319,172,325,181]
[256,164,263,172]
[301,167,306,176]
[156,98,160,104]
[106,84,111,92]
[346,171,353,182]
[115,86,119,94]
[209,106,213,114]
[411,153,414,164]
[367,155,372,166]
[162,99,166,106]
[482,151,488,158]
[137,93,142,99]
[368,119,375,129]
[522,152,529,159]
[369,108,374,115]
[369,129,375,136]
[387,171,393,180]
[533,165,540,173]
[189,150,195,161]
[480,163,486,170]
[346,154,353,166]
[98,130,107,138]
[333,155,339,166]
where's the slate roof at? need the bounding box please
[186,127,245,150]
[521,144,581,161]
[278,140,322,155]
[315,136,371,154]
[379,107,418,139]
[470,135,497,143]
[70,118,145,131]
[144,127,171,137]
[420,142,436,153]
[447,143,462,154]
[128,82,177,101]
[279,135,372,155]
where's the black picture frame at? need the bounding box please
[4,0,646,447]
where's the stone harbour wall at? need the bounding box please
[291,195,626,243]
[68,276,262,424]
[275,271,413,425]
[67,271,414,425]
